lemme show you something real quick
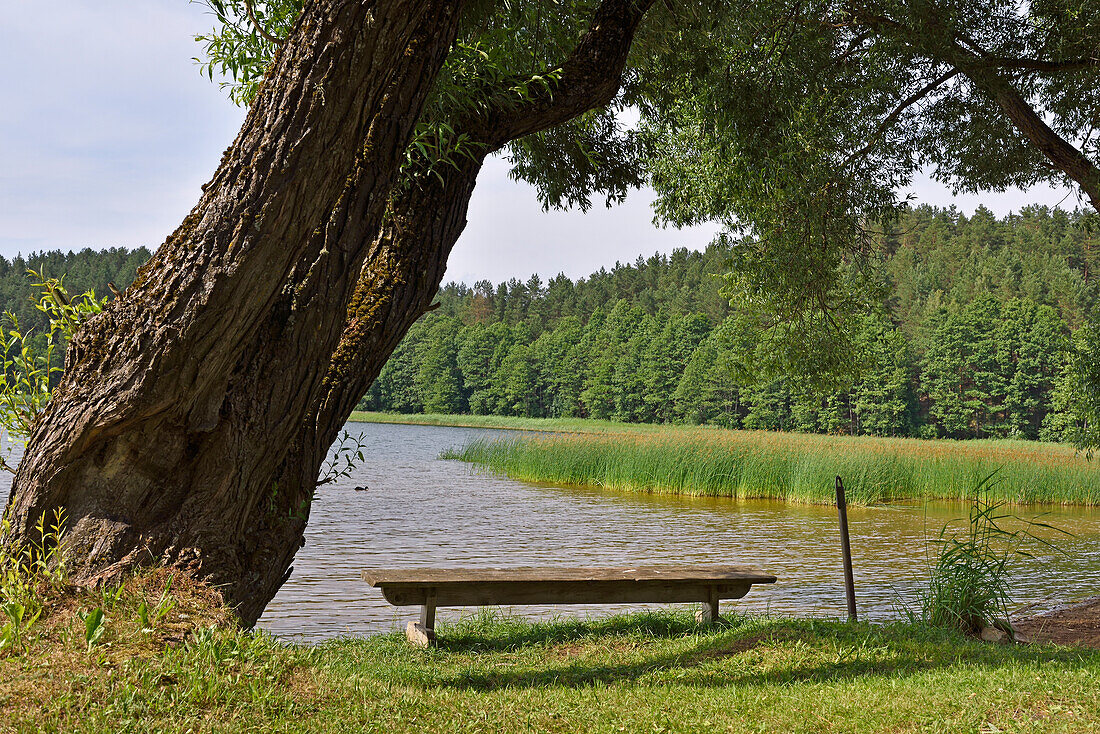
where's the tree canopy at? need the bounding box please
[193,0,1100,447]
[637,0,1100,380]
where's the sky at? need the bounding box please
[0,1,1084,287]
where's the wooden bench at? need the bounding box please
[363,565,777,646]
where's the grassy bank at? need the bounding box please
[5,596,1100,733]
[349,410,647,433]
[444,427,1100,505]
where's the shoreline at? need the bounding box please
[348,410,643,433]
[426,422,1099,507]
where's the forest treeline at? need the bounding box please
[360,205,1099,441]
[1,206,1096,441]
[0,248,152,379]
[0,247,152,333]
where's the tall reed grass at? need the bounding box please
[919,473,1068,633]
[445,428,1100,505]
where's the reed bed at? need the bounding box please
[445,428,1100,505]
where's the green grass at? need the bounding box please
[349,410,655,433]
[5,606,1099,733]
[442,425,1100,505]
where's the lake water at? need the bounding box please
[255,422,1100,643]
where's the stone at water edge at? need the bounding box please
[694,608,721,625]
[992,618,1030,644]
[981,626,1007,643]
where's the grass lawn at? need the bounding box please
[11,414,1085,731]
[5,588,1100,733]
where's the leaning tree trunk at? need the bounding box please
[6,0,464,606]
[8,0,652,627]
[236,0,655,624]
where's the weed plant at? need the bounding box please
[920,473,1070,634]
[0,509,68,654]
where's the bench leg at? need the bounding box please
[420,591,436,630]
[406,589,437,648]
[695,586,720,625]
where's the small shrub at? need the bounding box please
[317,430,369,486]
[0,600,40,654]
[79,607,106,651]
[0,270,105,472]
[136,574,177,633]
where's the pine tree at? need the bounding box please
[851,316,916,437]
[417,317,465,414]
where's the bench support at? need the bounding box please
[695,585,721,625]
[420,588,437,630]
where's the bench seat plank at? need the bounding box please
[363,565,776,587]
[364,566,775,608]
[374,580,759,607]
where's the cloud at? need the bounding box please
[0,2,1083,281]
[451,158,718,285]
[0,1,244,255]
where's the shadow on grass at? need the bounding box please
[414,612,1099,692]
[436,609,704,653]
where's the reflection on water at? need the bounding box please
[257,422,1100,643]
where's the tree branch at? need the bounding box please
[474,0,656,148]
[840,68,960,171]
[850,4,1100,210]
[985,56,1100,74]
[245,0,287,46]
[970,69,1100,209]
[834,29,875,65]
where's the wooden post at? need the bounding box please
[836,476,857,622]
[420,588,437,631]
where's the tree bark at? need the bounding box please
[6,0,464,612]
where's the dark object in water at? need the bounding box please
[354,485,369,492]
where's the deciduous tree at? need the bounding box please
[6,0,660,625]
